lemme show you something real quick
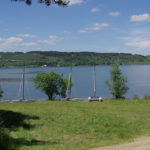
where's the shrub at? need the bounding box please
[143,95,150,100]
[132,94,140,100]
[34,71,71,100]
[0,86,3,99]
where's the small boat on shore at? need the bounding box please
[88,66,103,102]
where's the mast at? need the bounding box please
[94,65,96,97]
[69,64,72,97]
[22,62,25,100]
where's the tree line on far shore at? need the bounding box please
[0,51,150,68]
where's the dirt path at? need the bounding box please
[91,137,150,150]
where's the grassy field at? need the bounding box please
[1,100,150,150]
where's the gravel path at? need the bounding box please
[91,137,150,150]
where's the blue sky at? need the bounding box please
[0,0,150,55]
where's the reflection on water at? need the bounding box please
[0,65,150,100]
[0,78,33,82]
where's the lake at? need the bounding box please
[0,65,150,100]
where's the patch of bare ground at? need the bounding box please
[91,137,150,150]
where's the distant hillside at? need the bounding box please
[0,51,150,68]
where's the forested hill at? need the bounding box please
[0,51,150,68]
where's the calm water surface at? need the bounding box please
[0,65,150,100]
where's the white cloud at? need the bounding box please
[21,42,37,46]
[0,37,23,50]
[80,23,109,33]
[121,29,150,52]
[69,0,83,5]
[90,8,100,13]
[39,36,64,45]
[109,12,120,17]
[130,13,150,22]
[17,33,37,38]
[0,36,37,51]
[126,39,150,49]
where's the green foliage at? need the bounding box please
[105,64,129,99]
[143,95,150,100]
[34,71,69,100]
[0,86,3,99]
[0,51,149,68]
[132,94,140,100]
[0,129,15,150]
[12,0,69,6]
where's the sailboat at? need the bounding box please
[18,63,25,101]
[88,65,103,102]
[65,65,72,100]
[18,63,35,102]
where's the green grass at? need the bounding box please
[1,100,150,150]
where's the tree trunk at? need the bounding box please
[47,92,53,100]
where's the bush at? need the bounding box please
[143,95,150,100]
[34,71,71,100]
[132,94,140,100]
[0,86,3,99]
[0,129,15,150]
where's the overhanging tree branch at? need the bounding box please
[11,0,70,6]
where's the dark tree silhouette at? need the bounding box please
[12,0,69,6]
[0,86,3,99]
[0,110,41,150]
